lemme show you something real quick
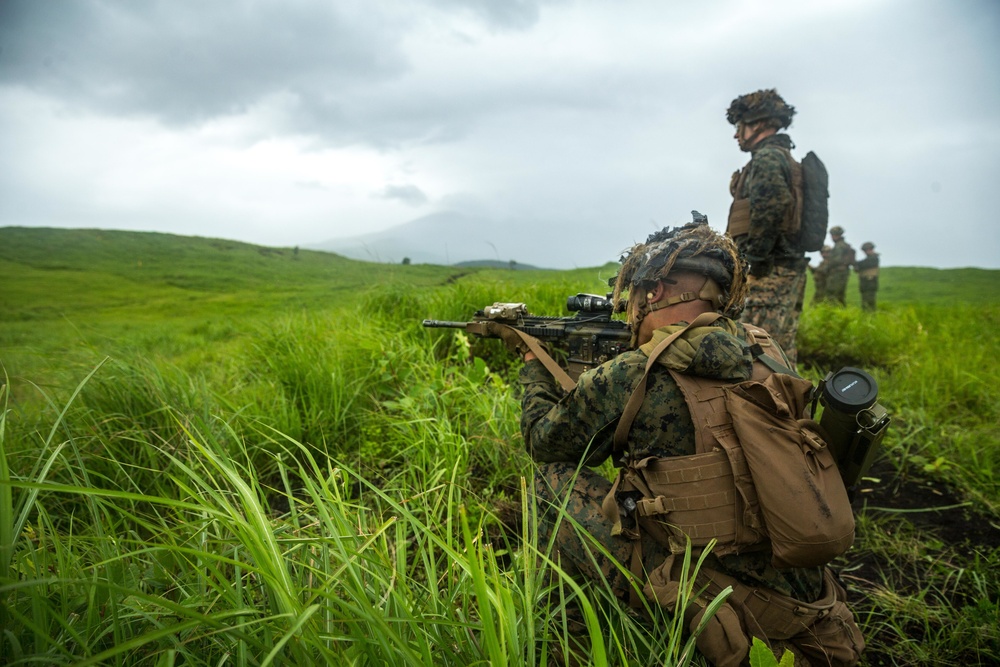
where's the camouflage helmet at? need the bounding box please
[830,225,844,236]
[726,89,796,129]
[611,213,749,323]
[861,241,875,251]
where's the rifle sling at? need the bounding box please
[506,326,577,392]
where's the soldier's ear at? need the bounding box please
[648,281,668,304]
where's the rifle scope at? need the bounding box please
[566,293,614,314]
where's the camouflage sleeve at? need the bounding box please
[744,147,793,277]
[519,358,633,466]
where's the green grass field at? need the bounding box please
[1,227,998,666]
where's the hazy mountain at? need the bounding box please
[309,210,575,267]
[452,259,543,270]
[309,211,494,265]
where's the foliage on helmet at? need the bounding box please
[612,220,749,319]
[726,88,796,129]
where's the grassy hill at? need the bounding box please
[0,227,622,316]
[0,226,463,316]
[0,227,617,402]
[4,227,996,316]
[1,227,998,666]
[872,266,1000,305]
[452,259,545,270]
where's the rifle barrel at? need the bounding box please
[421,320,470,328]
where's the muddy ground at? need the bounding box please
[841,460,1000,665]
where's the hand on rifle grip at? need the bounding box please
[482,322,530,357]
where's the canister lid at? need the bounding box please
[822,367,879,413]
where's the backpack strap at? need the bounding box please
[756,352,798,378]
[776,146,804,237]
[611,311,722,459]
[743,324,801,379]
[600,312,721,544]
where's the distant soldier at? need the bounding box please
[826,226,855,305]
[855,242,880,311]
[725,89,809,365]
[809,245,833,305]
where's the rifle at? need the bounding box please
[422,293,631,390]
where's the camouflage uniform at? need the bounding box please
[826,233,855,306]
[520,317,824,604]
[728,133,808,364]
[809,247,832,304]
[855,243,879,311]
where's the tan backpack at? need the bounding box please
[606,313,855,569]
[703,369,855,567]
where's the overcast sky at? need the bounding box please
[1,0,998,269]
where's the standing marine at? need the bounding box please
[855,241,880,311]
[725,89,808,365]
[826,226,856,306]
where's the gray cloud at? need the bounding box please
[0,0,565,149]
[0,0,998,269]
[376,184,429,206]
[0,2,407,134]
[431,0,550,30]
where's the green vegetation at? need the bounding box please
[2,227,999,665]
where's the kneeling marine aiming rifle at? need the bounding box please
[422,292,630,391]
[424,292,889,489]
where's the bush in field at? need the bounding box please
[797,303,927,370]
[236,311,387,465]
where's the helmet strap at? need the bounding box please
[649,292,696,311]
[739,120,777,151]
[648,277,725,312]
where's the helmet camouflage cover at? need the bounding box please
[726,88,796,129]
[611,216,749,327]
[830,225,844,236]
[862,242,875,251]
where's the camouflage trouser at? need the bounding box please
[860,289,876,312]
[825,268,849,305]
[859,279,877,312]
[533,462,672,603]
[740,265,807,365]
[812,275,829,305]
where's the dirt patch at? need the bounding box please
[854,462,999,543]
[840,460,1000,664]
